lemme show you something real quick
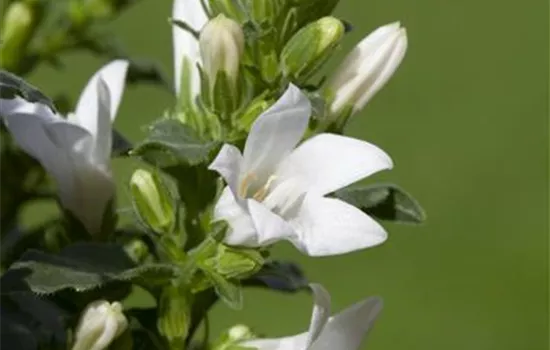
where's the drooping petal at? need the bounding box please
[74,60,129,137]
[310,297,383,350]
[277,133,393,196]
[214,187,257,246]
[172,0,209,96]
[208,144,243,197]
[305,284,332,347]
[291,195,387,256]
[247,199,297,246]
[242,84,311,180]
[240,333,309,350]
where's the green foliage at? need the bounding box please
[334,183,426,224]
[132,119,220,168]
[0,70,56,112]
[2,243,178,295]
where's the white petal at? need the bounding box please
[0,97,55,117]
[44,120,94,157]
[355,29,407,111]
[92,78,113,164]
[241,333,309,350]
[208,144,243,197]
[74,60,129,136]
[172,0,208,95]
[305,284,332,347]
[247,199,297,246]
[291,195,387,257]
[278,134,393,196]
[242,84,311,179]
[214,187,257,246]
[310,297,383,350]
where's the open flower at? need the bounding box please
[172,0,209,106]
[241,284,382,350]
[326,22,407,117]
[0,60,129,234]
[209,84,393,256]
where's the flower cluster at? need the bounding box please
[0,0,421,349]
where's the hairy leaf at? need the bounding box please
[132,119,219,167]
[334,183,426,224]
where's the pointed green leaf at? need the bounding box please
[2,243,178,295]
[132,119,220,168]
[0,70,56,112]
[334,183,426,224]
[202,267,243,310]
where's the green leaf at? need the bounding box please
[2,243,178,295]
[244,260,308,292]
[334,183,426,224]
[132,119,220,168]
[0,70,56,112]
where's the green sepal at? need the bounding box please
[201,266,243,310]
[334,183,426,224]
[204,245,264,280]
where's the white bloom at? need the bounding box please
[172,0,209,102]
[0,60,129,234]
[209,84,393,257]
[241,284,382,350]
[72,300,128,350]
[199,14,244,88]
[327,22,407,116]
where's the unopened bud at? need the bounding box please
[326,22,407,118]
[130,169,175,235]
[281,16,345,81]
[72,300,128,350]
[157,285,191,344]
[199,14,244,90]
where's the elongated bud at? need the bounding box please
[0,1,44,72]
[199,14,244,91]
[326,22,407,118]
[281,16,345,81]
[130,169,175,235]
[72,300,128,350]
[157,285,191,346]
[212,324,255,349]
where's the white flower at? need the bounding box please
[199,14,244,89]
[172,0,209,104]
[71,300,128,350]
[241,284,382,350]
[327,22,407,117]
[209,84,393,257]
[0,60,129,234]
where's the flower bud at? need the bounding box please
[0,1,44,72]
[227,324,254,342]
[326,22,407,118]
[281,16,345,81]
[72,300,128,350]
[157,285,191,344]
[130,169,175,235]
[199,14,244,90]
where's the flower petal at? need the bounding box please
[208,144,243,197]
[291,195,387,256]
[305,284,332,347]
[43,120,94,158]
[278,133,393,196]
[242,84,311,180]
[214,187,257,246]
[241,333,309,350]
[172,0,208,96]
[74,60,129,137]
[92,78,113,164]
[310,297,383,350]
[247,199,297,246]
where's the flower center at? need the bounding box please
[238,173,277,202]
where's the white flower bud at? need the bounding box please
[199,14,245,89]
[326,22,407,117]
[72,300,128,350]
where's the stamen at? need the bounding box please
[239,173,256,198]
[252,176,277,202]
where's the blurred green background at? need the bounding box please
[23,0,548,349]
